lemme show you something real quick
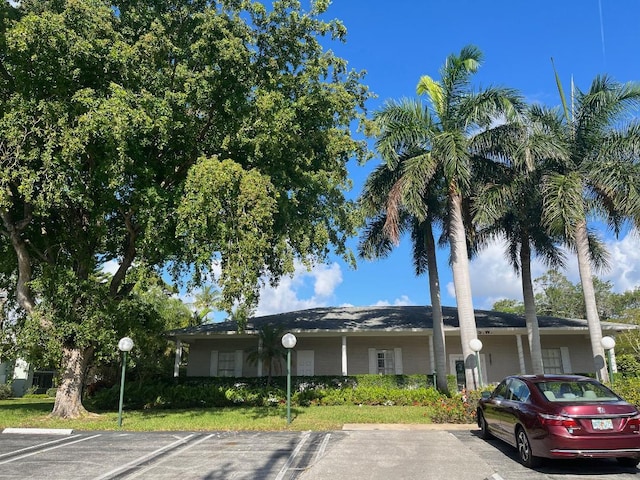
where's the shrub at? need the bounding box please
[46,388,58,398]
[613,376,640,408]
[0,384,12,400]
[429,389,480,424]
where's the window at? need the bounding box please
[218,352,236,377]
[376,350,395,375]
[508,379,530,403]
[542,348,563,374]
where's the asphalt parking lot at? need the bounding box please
[0,426,638,479]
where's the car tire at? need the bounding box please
[516,427,540,468]
[616,457,640,468]
[477,411,493,440]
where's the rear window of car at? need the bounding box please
[535,380,620,402]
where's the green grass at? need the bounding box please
[0,398,443,431]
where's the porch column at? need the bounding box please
[341,336,348,375]
[516,335,526,374]
[428,335,435,374]
[257,337,263,377]
[173,339,182,378]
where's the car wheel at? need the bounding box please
[617,457,640,468]
[516,427,540,468]
[477,411,493,440]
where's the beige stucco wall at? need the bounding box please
[183,332,598,382]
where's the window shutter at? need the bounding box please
[368,348,377,374]
[560,347,572,374]
[394,348,403,374]
[234,350,243,377]
[210,351,219,377]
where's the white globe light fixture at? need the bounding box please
[281,333,297,424]
[117,337,134,427]
[601,336,616,351]
[469,338,483,388]
[118,336,134,352]
[601,336,616,384]
[281,332,297,349]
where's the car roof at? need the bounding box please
[508,374,595,384]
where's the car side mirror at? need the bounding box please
[481,391,491,400]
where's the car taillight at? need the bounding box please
[628,414,640,430]
[539,413,580,429]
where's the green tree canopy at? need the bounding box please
[0,0,371,417]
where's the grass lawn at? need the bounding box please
[0,398,441,431]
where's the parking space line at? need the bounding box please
[121,434,215,479]
[274,431,311,480]
[0,434,102,465]
[0,434,84,460]
[312,433,331,465]
[93,434,197,480]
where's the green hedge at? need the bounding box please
[84,374,640,425]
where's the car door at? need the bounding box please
[500,378,532,446]
[483,380,510,439]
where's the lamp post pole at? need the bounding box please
[601,336,616,385]
[281,333,297,424]
[469,339,483,389]
[117,337,134,428]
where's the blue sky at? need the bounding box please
[210,1,640,318]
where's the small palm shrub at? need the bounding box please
[0,384,12,400]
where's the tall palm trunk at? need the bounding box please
[449,192,479,389]
[520,239,544,374]
[574,220,608,381]
[424,222,448,393]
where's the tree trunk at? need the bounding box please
[449,192,479,389]
[424,222,448,394]
[520,240,544,374]
[50,345,96,419]
[574,221,608,381]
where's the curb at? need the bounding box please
[2,428,74,435]
[342,423,477,431]
[485,475,505,480]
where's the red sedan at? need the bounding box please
[477,374,640,468]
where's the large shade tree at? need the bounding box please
[412,46,523,387]
[0,0,371,417]
[542,72,640,381]
[358,98,449,393]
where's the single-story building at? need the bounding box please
[167,305,636,389]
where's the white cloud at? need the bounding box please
[447,238,550,310]
[600,231,640,292]
[101,260,120,276]
[255,261,343,316]
[372,295,415,307]
[444,230,640,310]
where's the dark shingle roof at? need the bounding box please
[168,305,636,338]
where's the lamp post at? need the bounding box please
[601,336,616,384]
[117,336,134,428]
[469,338,483,389]
[281,332,297,424]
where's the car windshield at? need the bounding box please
[535,380,620,402]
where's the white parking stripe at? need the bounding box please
[0,434,101,464]
[0,434,84,460]
[274,431,311,480]
[312,433,331,465]
[123,434,215,479]
[93,434,196,480]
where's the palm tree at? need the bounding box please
[358,112,449,393]
[472,106,568,374]
[409,45,523,387]
[543,72,640,381]
[246,323,287,386]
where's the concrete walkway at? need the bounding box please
[298,423,496,480]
